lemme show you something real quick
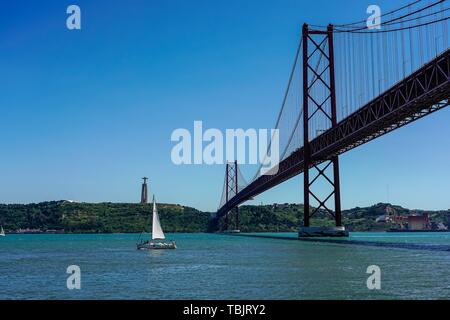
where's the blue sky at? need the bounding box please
[0,0,449,212]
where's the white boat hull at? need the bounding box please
[137,240,176,250]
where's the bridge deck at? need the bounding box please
[217,49,450,218]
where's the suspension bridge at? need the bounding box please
[215,0,450,237]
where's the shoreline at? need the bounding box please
[4,230,450,235]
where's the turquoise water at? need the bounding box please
[1,232,449,299]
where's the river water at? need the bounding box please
[1,232,449,299]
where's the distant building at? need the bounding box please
[437,222,448,231]
[392,215,407,225]
[376,215,389,223]
[408,214,430,231]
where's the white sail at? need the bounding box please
[0,226,5,236]
[151,196,165,240]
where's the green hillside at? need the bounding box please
[0,201,449,233]
[0,201,211,233]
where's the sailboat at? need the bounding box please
[137,196,176,250]
[0,226,5,237]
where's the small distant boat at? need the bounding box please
[137,196,176,250]
[0,226,5,237]
[223,229,241,234]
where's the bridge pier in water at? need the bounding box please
[299,23,348,238]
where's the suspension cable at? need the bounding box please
[335,0,446,32]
